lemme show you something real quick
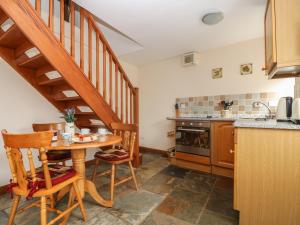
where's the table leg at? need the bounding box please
[71,149,86,198]
[71,148,113,207]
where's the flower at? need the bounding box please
[62,108,76,123]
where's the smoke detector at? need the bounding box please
[202,11,224,25]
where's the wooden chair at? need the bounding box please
[2,130,86,225]
[91,123,138,201]
[32,122,71,166]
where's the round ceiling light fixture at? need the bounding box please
[202,11,224,25]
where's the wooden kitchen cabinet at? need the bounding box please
[211,121,234,178]
[234,128,300,225]
[264,0,300,78]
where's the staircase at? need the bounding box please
[0,0,140,166]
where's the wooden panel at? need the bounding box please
[212,166,233,178]
[235,128,300,225]
[88,20,92,81]
[170,158,211,174]
[80,8,84,70]
[264,0,277,74]
[48,0,53,30]
[103,45,107,101]
[211,122,234,169]
[109,54,112,106]
[175,152,210,165]
[96,35,99,91]
[60,0,65,46]
[276,0,300,67]
[70,1,75,59]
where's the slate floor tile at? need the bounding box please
[214,176,234,194]
[177,171,216,194]
[160,165,189,178]
[142,172,181,195]
[156,187,209,224]
[206,187,239,219]
[0,211,9,225]
[142,153,162,165]
[197,210,239,225]
[106,190,164,225]
[141,210,192,225]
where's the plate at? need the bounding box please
[72,135,98,143]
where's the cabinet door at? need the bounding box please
[212,122,234,168]
[265,0,277,74]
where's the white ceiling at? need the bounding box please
[74,0,267,66]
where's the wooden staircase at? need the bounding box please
[0,0,140,166]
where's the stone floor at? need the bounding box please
[0,153,239,225]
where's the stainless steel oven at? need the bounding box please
[175,120,211,157]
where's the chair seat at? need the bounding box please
[46,150,71,161]
[94,149,129,161]
[26,165,76,199]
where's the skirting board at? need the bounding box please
[140,146,169,157]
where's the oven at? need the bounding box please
[175,120,211,157]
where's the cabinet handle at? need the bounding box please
[229,149,234,154]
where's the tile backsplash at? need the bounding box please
[176,92,279,117]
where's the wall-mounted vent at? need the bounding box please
[182,52,200,66]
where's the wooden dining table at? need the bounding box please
[47,134,122,207]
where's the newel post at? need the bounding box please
[133,87,140,167]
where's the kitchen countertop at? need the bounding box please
[167,117,300,130]
[166,117,236,122]
[234,119,300,130]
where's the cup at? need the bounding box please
[98,128,107,135]
[80,128,91,135]
[62,132,72,140]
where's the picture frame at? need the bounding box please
[212,68,223,79]
[240,63,253,75]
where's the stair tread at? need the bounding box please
[17,54,48,69]
[0,24,25,48]
[39,77,65,86]
[54,96,81,101]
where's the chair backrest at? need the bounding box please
[32,122,66,132]
[1,130,53,193]
[111,123,137,159]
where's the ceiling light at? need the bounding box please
[202,11,224,25]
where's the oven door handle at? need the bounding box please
[177,128,206,133]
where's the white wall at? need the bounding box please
[0,59,62,186]
[138,38,295,150]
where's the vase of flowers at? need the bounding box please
[62,108,76,136]
[219,101,234,118]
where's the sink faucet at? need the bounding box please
[252,101,273,119]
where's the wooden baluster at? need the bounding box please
[109,54,113,106]
[126,81,128,124]
[88,20,92,81]
[35,0,41,15]
[115,65,118,115]
[96,34,100,92]
[60,0,65,46]
[133,88,140,166]
[130,89,133,124]
[103,45,107,101]
[70,1,75,59]
[49,0,53,30]
[121,74,124,122]
[80,8,85,70]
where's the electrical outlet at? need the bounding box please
[167,131,175,137]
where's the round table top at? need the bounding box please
[47,134,122,150]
